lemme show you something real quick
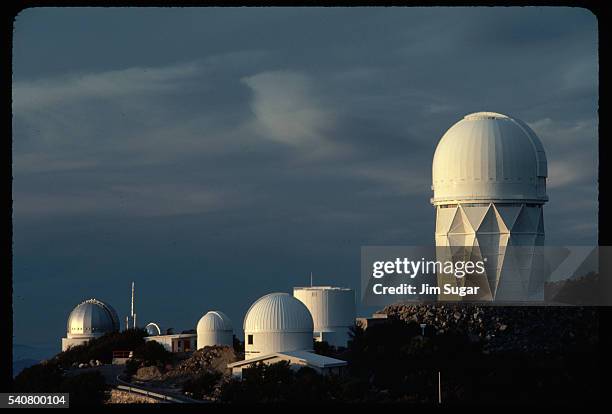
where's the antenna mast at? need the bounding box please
[131,281,136,329]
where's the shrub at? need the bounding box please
[13,362,63,393]
[55,329,147,367]
[133,340,172,366]
[124,358,141,380]
[232,335,244,355]
[220,361,295,403]
[59,371,108,406]
[220,361,341,403]
[313,340,335,357]
[182,371,222,399]
[13,363,108,405]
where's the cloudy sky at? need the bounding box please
[12,7,598,350]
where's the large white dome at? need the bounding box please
[244,293,313,333]
[243,293,314,358]
[66,298,120,339]
[432,112,548,205]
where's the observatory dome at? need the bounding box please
[432,112,548,205]
[145,322,162,336]
[66,298,120,339]
[243,292,314,359]
[244,292,314,333]
[198,311,233,332]
[197,311,233,348]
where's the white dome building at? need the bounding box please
[293,286,355,348]
[243,292,314,359]
[61,298,120,351]
[432,112,548,300]
[145,322,163,336]
[197,311,233,349]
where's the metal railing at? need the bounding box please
[115,375,204,404]
[115,384,181,403]
[112,350,132,359]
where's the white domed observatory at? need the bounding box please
[61,298,120,351]
[432,112,548,301]
[243,292,314,359]
[197,311,233,349]
[293,286,355,348]
[145,322,163,336]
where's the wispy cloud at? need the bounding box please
[528,117,598,189]
[13,183,237,218]
[13,62,201,112]
[241,71,340,157]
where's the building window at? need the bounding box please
[247,335,253,345]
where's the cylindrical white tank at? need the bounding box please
[197,311,233,349]
[243,292,314,359]
[293,286,355,347]
[432,112,548,301]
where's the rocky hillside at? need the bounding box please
[131,345,239,389]
[381,304,598,353]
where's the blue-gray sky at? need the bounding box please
[12,7,598,349]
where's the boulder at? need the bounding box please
[134,365,163,381]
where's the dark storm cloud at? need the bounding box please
[12,7,598,348]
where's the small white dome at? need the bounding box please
[244,292,314,333]
[145,322,162,336]
[66,298,120,338]
[432,112,548,205]
[197,311,233,349]
[197,311,233,332]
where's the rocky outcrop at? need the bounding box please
[137,346,238,389]
[381,304,598,353]
[133,365,163,381]
[174,346,238,375]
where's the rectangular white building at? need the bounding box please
[144,333,197,353]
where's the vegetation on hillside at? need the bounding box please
[182,371,222,400]
[215,311,599,404]
[13,364,108,406]
[12,329,172,405]
[219,361,349,403]
[12,307,600,404]
[55,328,148,367]
[124,340,173,380]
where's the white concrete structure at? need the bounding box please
[144,333,196,353]
[243,292,314,360]
[432,112,548,300]
[61,298,120,351]
[227,350,347,379]
[197,311,233,349]
[293,286,355,347]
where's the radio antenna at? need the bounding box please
[131,282,136,328]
